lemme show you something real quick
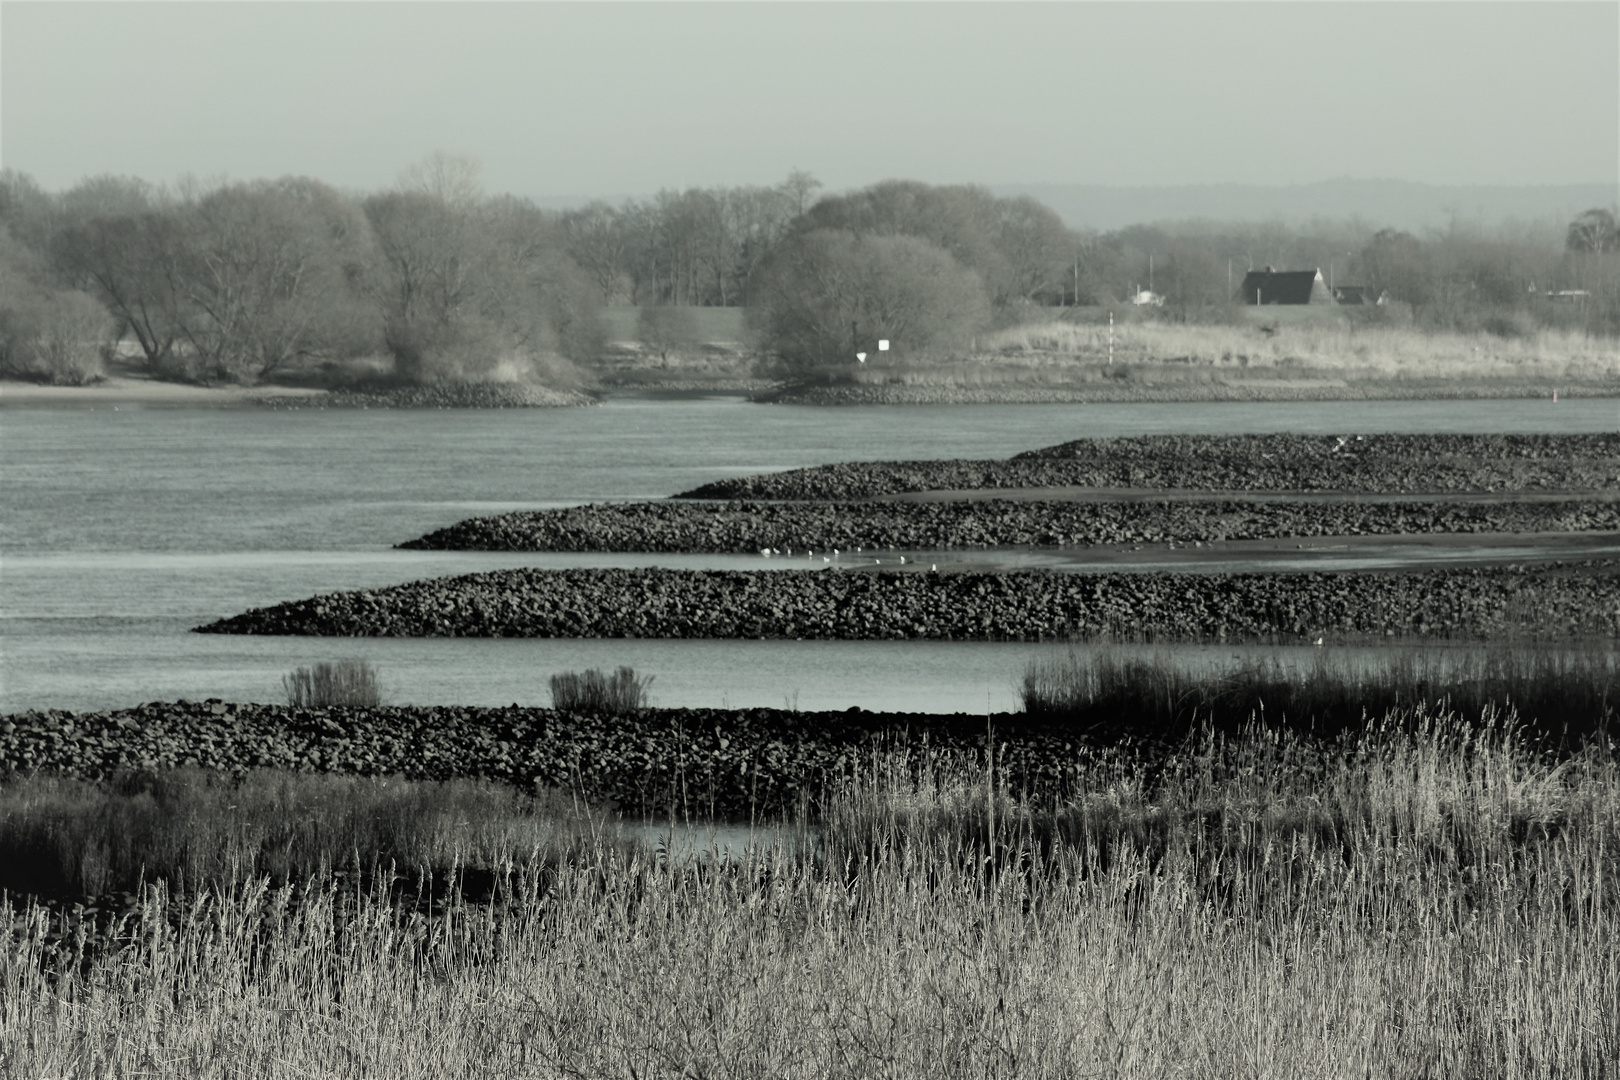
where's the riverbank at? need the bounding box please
[0,373,325,408]
[260,382,598,409]
[193,561,1620,643]
[398,497,1620,554]
[677,433,1620,499]
[0,376,598,410]
[758,376,1620,406]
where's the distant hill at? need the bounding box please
[989,178,1619,232]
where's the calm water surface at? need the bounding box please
[4,395,1614,714]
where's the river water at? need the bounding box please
[3,394,1615,715]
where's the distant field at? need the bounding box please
[598,304,1343,346]
[599,306,748,344]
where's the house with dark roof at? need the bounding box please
[1241,267,1333,305]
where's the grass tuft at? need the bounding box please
[282,658,380,708]
[1020,642,1619,740]
[549,665,654,714]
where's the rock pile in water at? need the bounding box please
[398,497,1620,554]
[194,563,1620,642]
[676,434,1620,500]
[0,700,1020,820]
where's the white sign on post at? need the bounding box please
[856,352,867,362]
[878,340,889,351]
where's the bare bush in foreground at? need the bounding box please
[283,659,381,708]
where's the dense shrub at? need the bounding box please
[747,230,991,372]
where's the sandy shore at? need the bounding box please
[0,375,324,408]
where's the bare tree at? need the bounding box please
[1567,208,1619,254]
[0,226,113,384]
[52,211,190,373]
[748,229,990,371]
[996,195,1076,303]
[398,151,485,208]
[636,303,700,364]
[560,201,632,303]
[174,178,378,383]
[781,169,823,216]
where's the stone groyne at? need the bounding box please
[676,434,1620,500]
[195,563,1620,642]
[399,498,1620,554]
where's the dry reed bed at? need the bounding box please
[400,496,1620,553]
[3,711,1616,1077]
[985,320,1620,380]
[677,433,1620,500]
[761,323,1620,403]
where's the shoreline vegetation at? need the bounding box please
[7,645,1616,805]
[6,317,1620,409]
[3,696,1617,1072]
[756,317,1620,405]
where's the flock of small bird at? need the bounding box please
[756,545,936,572]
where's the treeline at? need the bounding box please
[1,156,1615,387]
[0,155,606,387]
[1092,210,1620,334]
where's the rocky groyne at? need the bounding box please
[399,497,1620,554]
[0,701,1027,820]
[676,434,1620,500]
[194,563,1620,642]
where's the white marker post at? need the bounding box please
[1108,310,1113,366]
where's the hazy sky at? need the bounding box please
[3,2,1616,199]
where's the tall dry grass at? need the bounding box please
[549,665,655,714]
[0,771,621,900]
[1019,642,1620,741]
[977,319,1620,383]
[282,658,380,709]
[3,709,1615,1077]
